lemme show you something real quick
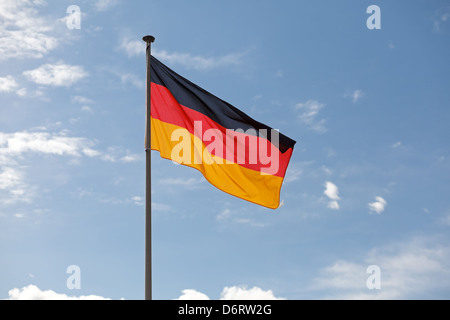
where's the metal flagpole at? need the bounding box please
[143,35,155,301]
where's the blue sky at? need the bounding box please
[1,0,450,300]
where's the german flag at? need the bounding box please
[150,56,296,209]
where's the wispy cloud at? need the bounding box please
[0,76,19,93]
[71,96,93,105]
[295,100,327,133]
[152,202,172,212]
[345,89,364,103]
[118,37,247,71]
[310,236,450,299]
[0,0,58,61]
[0,76,38,97]
[392,141,402,149]
[433,6,450,32]
[323,147,336,158]
[120,73,144,89]
[217,208,232,221]
[71,96,94,113]
[0,130,110,206]
[98,146,140,163]
[154,49,247,71]
[216,208,268,227]
[95,0,120,12]
[118,37,144,58]
[158,177,205,190]
[233,218,268,228]
[23,62,88,87]
[0,166,33,205]
[314,260,365,291]
[284,166,303,183]
[440,211,450,227]
[0,167,23,191]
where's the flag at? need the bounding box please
[150,56,296,209]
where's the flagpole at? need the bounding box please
[143,34,155,301]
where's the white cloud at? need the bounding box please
[176,289,210,300]
[15,88,49,100]
[0,130,100,205]
[0,166,31,205]
[314,260,365,290]
[175,286,285,300]
[368,196,387,214]
[324,181,340,210]
[23,62,88,87]
[0,167,23,190]
[5,285,110,300]
[220,286,285,300]
[311,236,450,299]
[119,154,140,163]
[3,122,166,203]
[0,131,98,158]
[119,38,145,58]
[0,76,29,97]
[295,100,327,133]
[95,0,119,12]
[0,0,58,61]
[130,196,144,206]
[0,76,19,92]
[327,201,340,210]
[15,88,28,97]
[324,182,339,200]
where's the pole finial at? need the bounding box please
[143,35,155,43]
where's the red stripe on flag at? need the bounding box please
[151,82,293,178]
